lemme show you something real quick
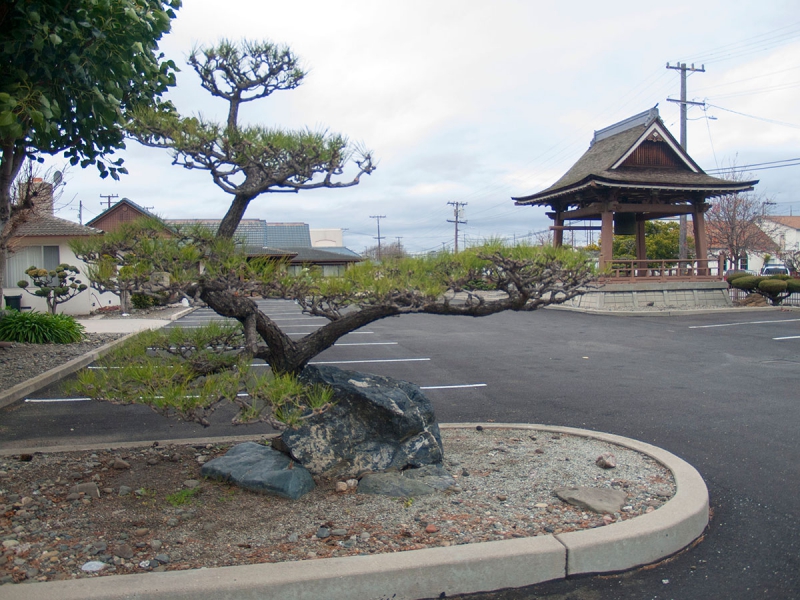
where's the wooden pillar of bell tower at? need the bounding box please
[553,212,564,247]
[600,208,614,269]
[693,203,710,275]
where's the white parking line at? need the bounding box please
[689,318,800,329]
[774,335,800,340]
[309,358,430,365]
[420,384,487,390]
[334,342,398,346]
[25,397,91,403]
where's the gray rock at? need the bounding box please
[554,486,627,514]
[316,527,330,539]
[403,464,457,490]
[596,453,617,469]
[81,561,107,572]
[154,553,170,564]
[183,479,200,489]
[70,482,100,498]
[201,442,315,500]
[281,366,444,478]
[330,528,348,536]
[118,486,132,496]
[114,544,134,560]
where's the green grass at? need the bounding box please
[166,487,201,506]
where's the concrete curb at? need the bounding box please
[0,308,194,411]
[0,331,140,411]
[1,424,709,600]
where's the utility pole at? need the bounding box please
[99,193,118,210]
[667,62,705,261]
[370,215,386,260]
[447,201,467,254]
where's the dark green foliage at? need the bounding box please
[758,279,788,295]
[0,310,85,343]
[0,0,181,179]
[725,270,749,284]
[131,293,155,310]
[612,221,692,261]
[729,275,763,290]
[787,279,800,294]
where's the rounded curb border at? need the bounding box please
[1,424,709,600]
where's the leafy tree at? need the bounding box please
[611,221,694,262]
[17,263,87,314]
[0,0,180,299]
[128,39,375,239]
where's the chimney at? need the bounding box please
[30,177,54,214]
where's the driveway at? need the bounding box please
[2,305,799,598]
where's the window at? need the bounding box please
[6,245,60,286]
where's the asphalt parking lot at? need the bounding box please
[2,304,799,598]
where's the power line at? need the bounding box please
[705,103,800,129]
[706,158,800,173]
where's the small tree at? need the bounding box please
[74,221,594,425]
[363,240,406,261]
[18,263,87,314]
[706,166,775,270]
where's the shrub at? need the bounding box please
[0,310,85,343]
[131,293,155,310]
[725,270,749,284]
[758,279,788,296]
[787,279,800,293]
[729,275,763,291]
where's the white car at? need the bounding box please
[760,264,790,276]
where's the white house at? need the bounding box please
[762,216,800,257]
[5,182,117,315]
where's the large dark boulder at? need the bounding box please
[201,442,316,500]
[281,365,444,477]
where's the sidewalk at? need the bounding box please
[75,317,174,334]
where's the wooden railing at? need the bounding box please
[600,258,724,282]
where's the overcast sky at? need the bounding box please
[47,1,800,254]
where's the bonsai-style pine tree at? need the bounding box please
[72,39,595,426]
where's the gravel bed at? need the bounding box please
[0,428,675,586]
[0,334,125,392]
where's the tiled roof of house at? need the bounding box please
[765,216,800,230]
[706,221,779,253]
[266,223,312,247]
[13,214,101,237]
